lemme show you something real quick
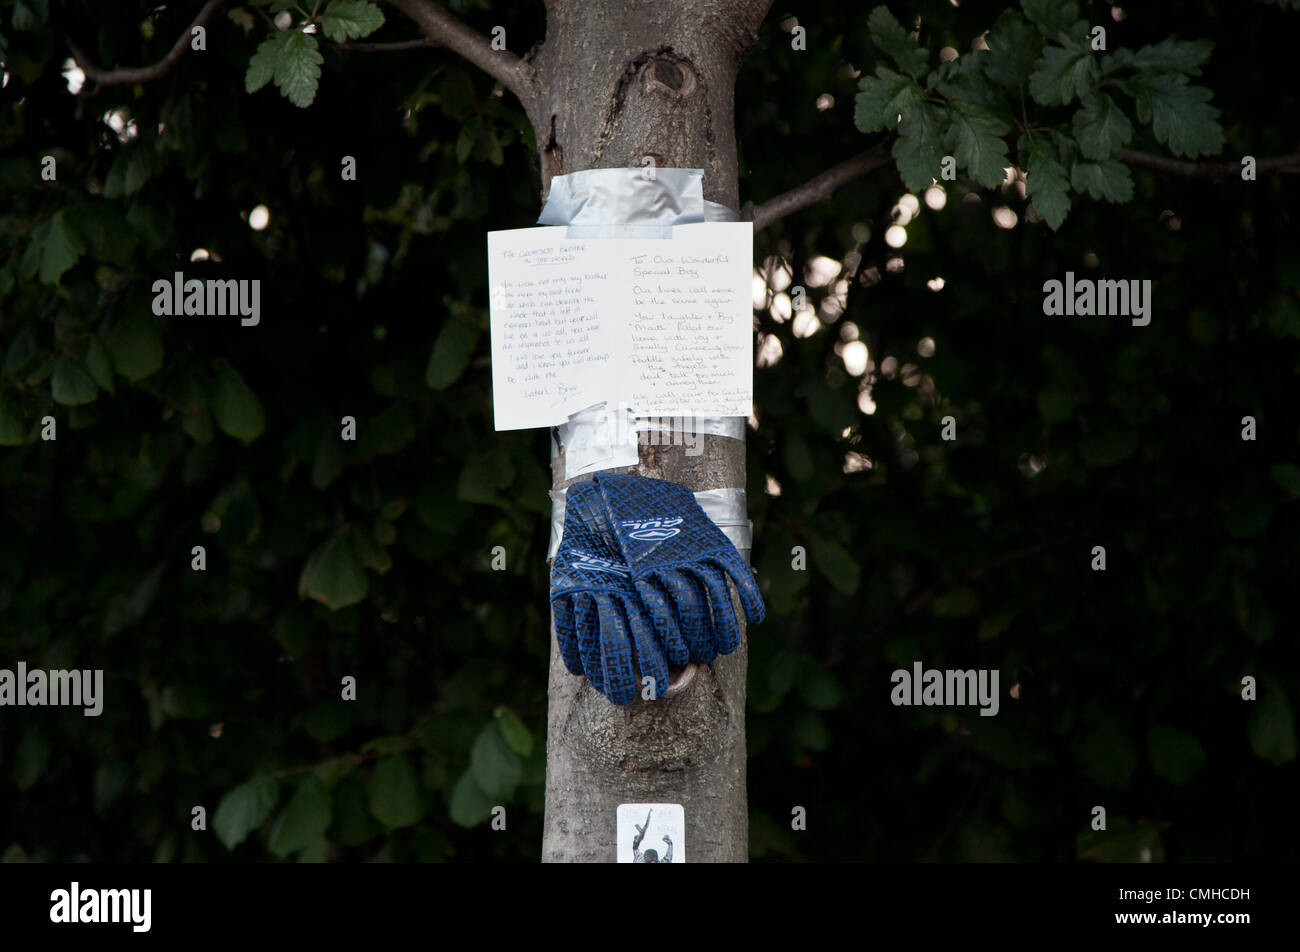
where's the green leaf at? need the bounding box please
[1025,140,1071,230]
[1269,462,1300,496]
[892,102,947,191]
[368,755,425,828]
[1029,41,1098,106]
[945,103,1011,188]
[11,0,49,31]
[210,361,266,442]
[1072,92,1133,160]
[182,406,214,443]
[267,776,332,858]
[425,319,479,390]
[75,202,138,265]
[276,30,323,108]
[867,6,928,78]
[319,0,385,43]
[85,336,115,394]
[39,210,84,284]
[932,53,1007,113]
[1122,73,1223,158]
[356,403,415,457]
[102,146,157,199]
[213,775,280,851]
[456,120,477,164]
[470,722,523,800]
[1021,0,1080,39]
[448,770,496,828]
[106,309,164,382]
[457,448,514,504]
[247,29,323,107]
[332,777,382,845]
[245,31,289,93]
[352,531,392,574]
[984,10,1041,88]
[1249,683,1297,766]
[1108,37,1212,75]
[1147,724,1206,784]
[854,66,922,133]
[299,533,369,610]
[494,708,534,758]
[51,359,98,406]
[1070,159,1134,202]
[313,755,360,789]
[810,536,860,595]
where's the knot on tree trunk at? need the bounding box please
[642,54,697,100]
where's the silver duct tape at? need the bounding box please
[548,486,752,562]
[538,168,740,237]
[552,407,747,479]
[553,403,640,478]
[635,415,746,440]
[540,168,701,238]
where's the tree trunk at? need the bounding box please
[529,0,772,863]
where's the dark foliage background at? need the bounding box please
[1,0,1296,862]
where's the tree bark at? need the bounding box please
[532,0,772,863]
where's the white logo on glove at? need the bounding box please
[620,518,683,540]
[572,551,632,576]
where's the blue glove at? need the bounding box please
[591,471,764,666]
[550,479,670,705]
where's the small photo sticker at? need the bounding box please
[617,803,684,863]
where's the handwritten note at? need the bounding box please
[487,223,753,431]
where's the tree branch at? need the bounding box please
[747,142,892,233]
[66,0,228,87]
[382,0,536,108]
[334,38,437,53]
[1119,147,1300,178]
[748,139,1300,233]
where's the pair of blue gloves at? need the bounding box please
[550,472,765,705]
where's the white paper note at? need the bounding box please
[487,223,752,431]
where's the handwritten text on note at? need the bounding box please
[487,223,753,431]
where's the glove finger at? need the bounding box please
[653,568,716,664]
[634,574,691,667]
[711,551,766,625]
[621,595,670,700]
[690,566,741,656]
[573,594,606,694]
[593,594,636,705]
[552,594,583,676]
